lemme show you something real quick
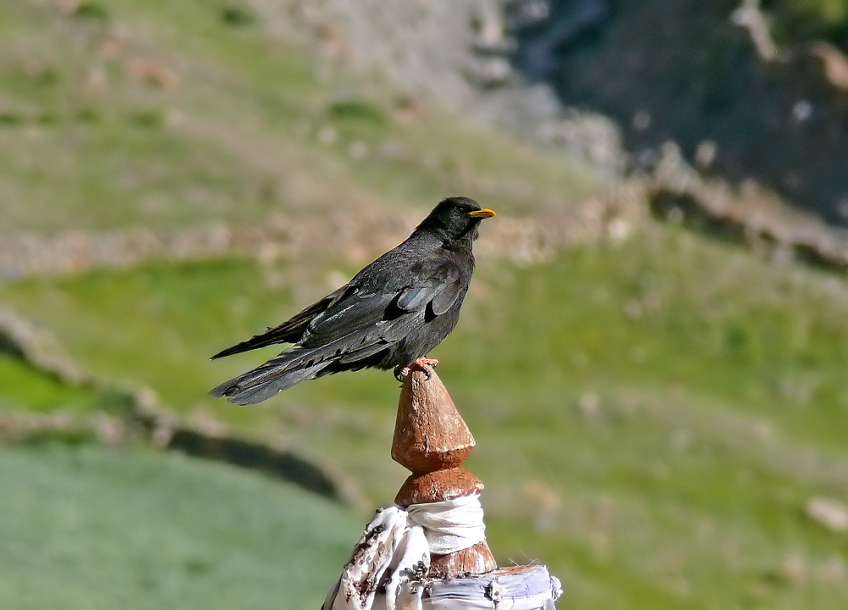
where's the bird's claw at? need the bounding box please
[394,357,439,381]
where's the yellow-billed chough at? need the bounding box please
[209,197,495,405]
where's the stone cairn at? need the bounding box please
[324,369,562,609]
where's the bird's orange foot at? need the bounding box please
[394,357,439,381]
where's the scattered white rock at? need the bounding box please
[805,497,848,533]
[316,125,337,145]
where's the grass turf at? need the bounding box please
[0,0,603,237]
[2,1,848,608]
[1,224,847,608]
[0,441,361,609]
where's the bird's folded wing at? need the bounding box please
[252,291,403,373]
[303,289,396,345]
[397,264,463,316]
[302,264,463,361]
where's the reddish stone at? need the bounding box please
[395,467,484,507]
[429,541,498,579]
[391,370,475,474]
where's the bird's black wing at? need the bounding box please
[300,288,397,349]
[210,284,354,359]
[304,260,463,344]
[396,263,463,316]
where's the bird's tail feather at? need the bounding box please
[210,326,397,405]
[209,345,333,405]
[209,360,329,405]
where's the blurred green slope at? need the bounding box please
[0,441,360,609]
[1,2,848,609]
[0,0,601,237]
[2,225,848,608]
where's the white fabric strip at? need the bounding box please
[324,494,487,610]
[406,494,486,555]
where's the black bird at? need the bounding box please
[209,197,496,405]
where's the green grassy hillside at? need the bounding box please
[1,2,847,609]
[0,441,361,609]
[0,0,602,238]
[3,224,847,608]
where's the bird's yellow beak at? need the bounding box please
[469,208,496,219]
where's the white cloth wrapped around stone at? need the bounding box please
[422,568,562,609]
[323,494,487,610]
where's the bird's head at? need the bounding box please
[414,197,496,247]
